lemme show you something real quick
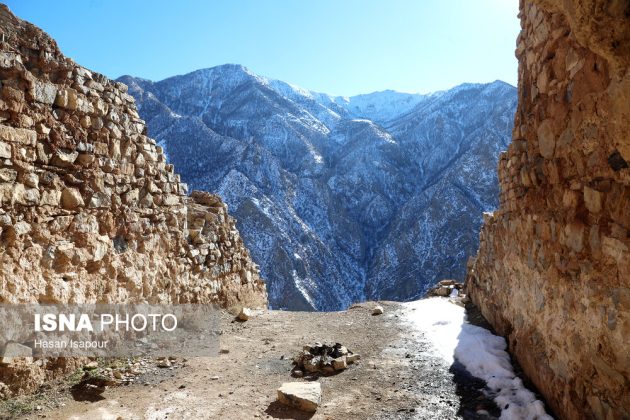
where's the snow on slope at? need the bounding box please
[404,298,553,420]
[333,89,429,123]
[121,66,517,311]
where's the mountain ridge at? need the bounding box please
[119,65,517,310]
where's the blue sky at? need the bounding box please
[6,0,520,96]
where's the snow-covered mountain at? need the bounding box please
[118,65,517,310]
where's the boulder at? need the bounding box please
[277,382,321,412]
[237,307,252,321]
[372,305,384,315]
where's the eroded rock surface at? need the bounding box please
[0,5,266,396]
[467,0,630,418]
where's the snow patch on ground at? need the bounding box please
[404,298,553,420]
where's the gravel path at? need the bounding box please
[7,301,533,419]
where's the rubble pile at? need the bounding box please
[425,279,465,298]
[292,343,360,376]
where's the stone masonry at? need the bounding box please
[467,0,629,419]
[0,5,266,396]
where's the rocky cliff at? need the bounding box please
[467,0,630,418]
[121,68,516,310]
[0,5,266,396]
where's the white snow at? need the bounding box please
[291,269,315,308]
[404,298,553,420]
[335,89,428,123]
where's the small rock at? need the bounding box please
[237,307,252,321]
[83,361,98,370]
[372,305,384,315]
[304,357,320,373]
[346,354,361,364]
[332,356,347,370]
[113,371,123,379]
[291,370,304,378]
[277,382,321,413]
[157,359,171,368]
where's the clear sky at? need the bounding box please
[5,0,520,96]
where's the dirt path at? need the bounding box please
[6,301,502,420]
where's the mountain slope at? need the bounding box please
[119,67,517,310]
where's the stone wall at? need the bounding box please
[467,0,629,419]
[0,5,266,396]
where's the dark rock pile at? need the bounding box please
[425,279,465,298]
[292,343,360,377]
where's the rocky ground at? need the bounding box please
[1,301,515,420]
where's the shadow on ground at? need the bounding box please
[265,400,315,419]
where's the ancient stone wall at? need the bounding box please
[0,5,266,396]
[467,0,629,419]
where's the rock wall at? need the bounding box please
[0,5,266,395]
[467,0,629,419]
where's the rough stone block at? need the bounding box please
[32,81,57,105]
[40,190,61,206]
[61,188,84,210]
[277,382,321,412]
[0,126,36,146]
[0,168,17,182]
[537,119,555,159]
[583,186,602,213]
[51,150,78,167]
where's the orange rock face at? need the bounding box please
[467,0,629,419]
[0,5,266,395]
